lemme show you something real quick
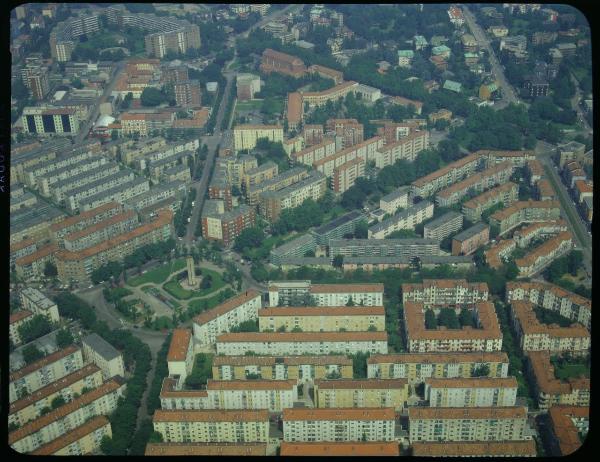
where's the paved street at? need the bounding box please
[535,141,592,278]
[569,73,592,135]
[73,61,126,145]
[462,6,521,109]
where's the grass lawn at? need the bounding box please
[322,205,347,224]
[235,100,263,112]
[554,363,589,381]
[187,289,236,317]
[162,268,226,300]
[128,259,187,287]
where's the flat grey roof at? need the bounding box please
[380,186,411,203]
[11,201,66,235]
[452,222,489,242]
[271,234,316,256]
[369,201,433,234]
[313,210,365,236]
[423,211,463,230]
[82,333,121,361]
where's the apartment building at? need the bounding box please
[411,440,536,457]
[62,170,136,212]
[537,179,556,200]
[411,153,484,198]
[547,406,589,456]
[144,24,200,59]
[23,65,50,100]
[308,64,344,84]
[159,377,209,410]
[281,441,399,456]
[205,379,298,412]
[506,281,591,330]
[435,161,514,207]
[82,333,125,381]
[527,351,590,410]
[300,81,359,109]
[50,202,123,243]
[408,406,531,442]
[55,210,173,284]
[515,231,573,277]
[52,163,123,205]
[527,159,545,185]
[9,364,103,427]
[193,290,261,345]
[120,112,176,137]
[258,171,327,222]
[452,223,490,256]
[332,157,366,193]
[30,415,112,456]
[404,301,503,353]
[236,73,261,101]
[477,149,536,168]
[152,409,270,443]
[208,175,233,211]
[489,200,561,235]
[167,329,194,386]
[510,300,590,354]
[313,136,385,178]
[330,238,441,260]
[246,167,307,205]
[211,355,353,383]
[314,379,408,411]
[9,310,34,346]
[233,124,284,152]
[21,106,80,135]
[260,48,307,77]
[270,234,317,265]
[14,243,59,280]
[291,137,336,166]
[241,161,278,192]
[266,281,384,307]
[325,118,364,149]
[425,377,518,407]
[286,91,303,131]
[283,408,395,442]
[311,210,366,246]
[201,202,256,246]
[512,220,569,248]
[9,378,125,454]
[61,211,138,252]
[368,201,434,239]
[146,442,268,456]
[557,140,586,168]
[402,279,489,307]
[49,14,101,61]
[379,187,411,215]
[484,238,517,269]
[19,287,60,323]
[367,352,509,384]
[173,80,202,107]
[216,331,388,356]
[258,306,386,332]
[373,130,429,168]
[37,157,111,198]
[423,211,463,241]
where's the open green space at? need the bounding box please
[186,288,237,319]
[128,259,187,287]
[162,268,226,300]
[533,306,573,328]
[551,355,590,381]
[235,100,263,112]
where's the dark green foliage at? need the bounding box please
[18,314,53,344]
[22,344,45,365]
[55,328,74,349]
[146,334,171,416]
[534,307,574,328]
[44,262,58,277]
[349,352,370,378]
[51,396,66,409]
[459,308,476,328]
[472,363,490,377]
[437,308,460,329]
[230,319,259,333]
[332,255,344,269]
[140,87,168,107]
[185,353,214,389]
[234,227,265,253]
[424,310,437,329]
[272,199,324,235]
[91,261,123,285]
[354,220,369,239]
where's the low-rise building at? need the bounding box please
[82,333,125,380]
[270,234,317,266]
[330,238,441,259]
[167,329,194,386]
[258,306,385,332]
[145,442,268,456]
[283,407,395,442]
[402,279,488,307]
[372,130,429,168]
[9,310,34,346]
[19,287,60,323]
[379,187,410,215]
[452,223,490,256]
[311,210,366,246]
[211,355,353,383]
[510,300,590,355]
[300,81,359,109]
[514,231,573,277]
[291,137,336,166]
[246,167,308,206]
[484,238,517,269]
[342,255,474,272]
[506,281,591,330]
[537,178,556,201]
[193,290,262,345]
[526,351,590,410]
[461,182,519,222]
[313,136,384,178]
[404,301,503,353]
[425,376,518,407]
[367,352,509,384]
[408,406,531,442]
[281,441,400,456]
[216,331,388,356]
[153,409,270,443]
[267,281,384,307]
[314,379,408,411]
[368,201,434,239]
[512,220,568,248]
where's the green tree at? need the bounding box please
[346,297,355,306]
[438,308,460,329]
[140,87,165,107]
[234,227,264,252]
[51,396,66,409]
[44,262,58,278]
[18,314,53,344]
[424,309,437,329]
[12,79,30,100]
[459,308,474,327]
[70,78,84,89]
[354,220,369,239]
[22,344,45,364]
[55,328,74,349]
[332,254,344,269]
[472,363,490,377]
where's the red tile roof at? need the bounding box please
[167,329,192,362]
